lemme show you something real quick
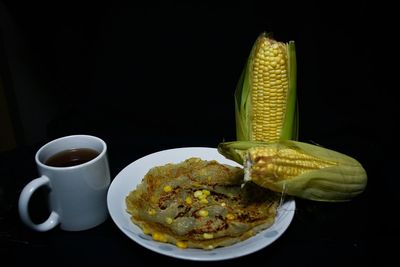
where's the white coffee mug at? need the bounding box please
[18,135,111,231]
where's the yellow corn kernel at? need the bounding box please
[176,241,188,249]
[152,232,167,242]
[194,190,203,198]
[147,208,156,216]
[226,213,235,220]
[200,198,208,204]
[142,226,151,235]
[152,232,160,241]
[185,196,192,205]
[203,233,214,239]
[165,217,173,224]
[163,185,172,192]
[198,194,207,200]
[202,189,210,196]
[198,209,209,217]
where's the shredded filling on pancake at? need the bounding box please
[126,157,279,249]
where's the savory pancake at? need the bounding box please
[125,157,279,249]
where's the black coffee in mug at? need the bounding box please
[44,148,100,167]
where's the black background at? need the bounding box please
[0,1,396,266]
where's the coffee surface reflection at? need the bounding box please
[45,148,100,167]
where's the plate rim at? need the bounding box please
[107,147,295,261]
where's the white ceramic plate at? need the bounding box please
[107,147,295,261]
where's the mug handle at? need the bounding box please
[18,175,60,231]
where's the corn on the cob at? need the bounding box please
[218,140,367,202]
[235,33,297,142]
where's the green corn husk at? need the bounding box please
[235,33,298,142]
[218,140,367,202]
